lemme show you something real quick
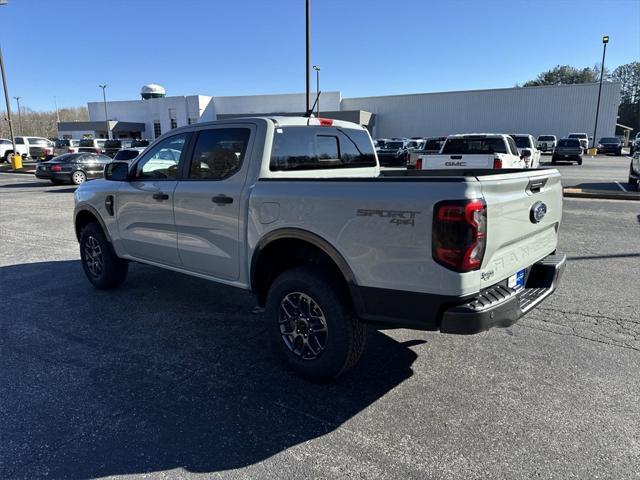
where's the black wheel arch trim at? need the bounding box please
[74,204,112,244]
[250,227,364,311]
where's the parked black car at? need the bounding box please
[131,139,150,148]
[596,137,622,156]
[104,139,132,158]
[35,153,113,185]
[376,139,407,167]
[552,139,583,165]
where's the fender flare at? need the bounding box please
[74,204,112,243]
[250,227,358,294]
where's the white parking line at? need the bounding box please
[615,181,628,192]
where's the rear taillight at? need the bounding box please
[415,157,423,170]
[95,148,101,154]
[433,199,486,272]
[493,157,503,169]
[51,165,62,172]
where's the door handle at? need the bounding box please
[152,192,169,200]
[212,195,233,205]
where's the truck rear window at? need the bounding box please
[270,127,376,171]
[441,137,507,155]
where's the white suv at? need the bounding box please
[536,135,557,154]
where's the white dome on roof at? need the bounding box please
[140,84,166,99]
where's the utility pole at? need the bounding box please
[54,96,60,123]
[0,45,17,161]
[593,35,609,148]
[305,0,310,115]
[313,65,320,117]
[13,95,21,135]
[98,84,110,139]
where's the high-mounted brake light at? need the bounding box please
[415,157,423,170]
[432,199,486,272]
[308,117,334,126]
[493,157,503,169]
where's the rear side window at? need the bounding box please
[189,128,251,180]
[442,137,508,155]
[270,126,376,171]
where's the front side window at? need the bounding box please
[270,126,376,171]
[189,128,251,180]
[15,138,24,144]
[134,133,189,180]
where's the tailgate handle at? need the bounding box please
[527,178,548,194]
[450,155,462,160]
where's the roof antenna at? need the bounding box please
[307,91,321,118]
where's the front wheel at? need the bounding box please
[266,267,367,381]
[79,222,128,289]
[577,158,583,165]
[71,170,87,185]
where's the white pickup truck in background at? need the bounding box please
[417,134,528,170]
[510,134,540,168]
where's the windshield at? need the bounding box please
[558,139,580,147]
[442,137,507,154]
[538,136,554,141]
[568,134,586,139]
[599,137,619,143]
[385,141,404,149]
[79,139,95,147]
[512,136,532,148]
[424,139,444,150]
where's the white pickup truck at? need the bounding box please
[417,134,528,170]
[73,117,565,380]
[0,136,54,163]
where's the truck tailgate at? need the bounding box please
[478,169,562,288]
[422,154,494,169]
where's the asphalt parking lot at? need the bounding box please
[1,172,639,479]
[540,152,637,194]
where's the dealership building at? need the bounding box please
[58,82,622,142]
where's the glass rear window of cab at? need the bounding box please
[442,137,508,154]
[558,139,580,147]
[270,126,376,171]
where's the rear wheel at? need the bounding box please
[266,267,367,381]
[71,170,87,185]
[3,151,13,163]
[79,222,128,289]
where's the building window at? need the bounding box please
[169,108,177,129]
[153,121,162,139]
[188,117,198,125]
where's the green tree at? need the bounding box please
[611,61,640,104]
[523,65,599,86]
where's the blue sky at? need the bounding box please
[3,0,639,111]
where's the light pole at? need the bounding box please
[313,65,320,117]
[98,84,110,139]
[0,45,17,161]
[13,96,21,135]
[305,0,311,115]
[592,35,608,148]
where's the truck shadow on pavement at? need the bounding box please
[1,260,422,479]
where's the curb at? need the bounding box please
[563,188,640,201]
[0,167,36,174]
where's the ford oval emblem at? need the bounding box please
[530,201,547,223]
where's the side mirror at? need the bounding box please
[521,148,532,158]
[104,161,130,181]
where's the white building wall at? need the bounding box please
[88,95,212,139]
[212,91,341,115]
[342,82,622,141]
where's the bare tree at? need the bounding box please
[0,106,88,139]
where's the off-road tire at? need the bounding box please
[266,266,367,381]
[79,222,128,289]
